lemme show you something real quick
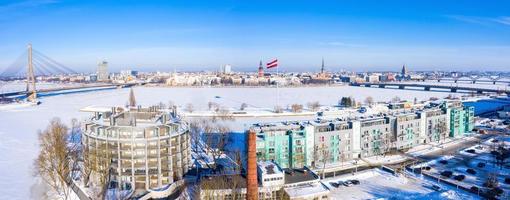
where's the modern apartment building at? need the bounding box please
[392,113,424,150]
[443,100,475,138]
[252,100,475,170]
[312,119,354,165]
[81,106,190,194]
[356,117,393,157]
[254,122,314,168]
[420,108,449,143]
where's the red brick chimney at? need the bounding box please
[246,130,258,200]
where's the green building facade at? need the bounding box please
[448,106,474,137]
[255,123,313,168]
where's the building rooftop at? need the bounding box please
[283,168,319,185]
[258,161,283,175]
[80,105,113,113]
[284,182,329,199]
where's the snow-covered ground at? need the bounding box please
[0,85,461,199]
[323,169,480,200]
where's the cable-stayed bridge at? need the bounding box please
[0,44,78,79]
[0,44,138,102]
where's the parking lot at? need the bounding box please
[409,135,510,199]
[322,169,479,199]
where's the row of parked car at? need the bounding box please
[440,170,467,181]
[330,179,360,188]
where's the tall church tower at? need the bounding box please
[321,57,325,74]
[258,60,264,77]
[401,64,408,75]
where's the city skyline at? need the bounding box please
[1,0,510,72]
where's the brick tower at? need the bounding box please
[246,130,258,200]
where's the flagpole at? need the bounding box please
[276,63,279,108]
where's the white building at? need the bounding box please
[258,161,285,187]
[221,64,232,74]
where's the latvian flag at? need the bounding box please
[266,59,278,69]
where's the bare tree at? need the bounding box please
[312,144,330,179]
[213,106,234,121]
[379,132,393,157]
[307,101,321,111]
[391,96,401,103]
[291,104,303,113]
[318,147,330,179]
[158,102,166,109]
[438,121,448,144]
[185,103,195,113]
[340,153,346,168]
[364,96,374,106]
[198,122,231,173]
[167,100,175,109]
[200,175,244,200]
[33,118,79,200]
[81,146,93,187]
[485,173,499,188]
[86,143,113,199]
[274,106,283,113]
[239,103,248,111]
[208,102,219,111]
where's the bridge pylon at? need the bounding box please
[26,43,37,102]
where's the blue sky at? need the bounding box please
[0,0,509,73]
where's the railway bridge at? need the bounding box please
[350,82,510,96]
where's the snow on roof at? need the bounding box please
[80,105,112,113]
[284,182,329,198]
[258,161,283,175]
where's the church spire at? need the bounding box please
[129,88,136,108]
[321,57,325,74]
[258,60,264,77]
[401,64,408,75]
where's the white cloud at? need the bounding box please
[493,17,510,26]
[446,15,510,27]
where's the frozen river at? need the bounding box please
[0,85,458,199]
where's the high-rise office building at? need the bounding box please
[97,60,109,81]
